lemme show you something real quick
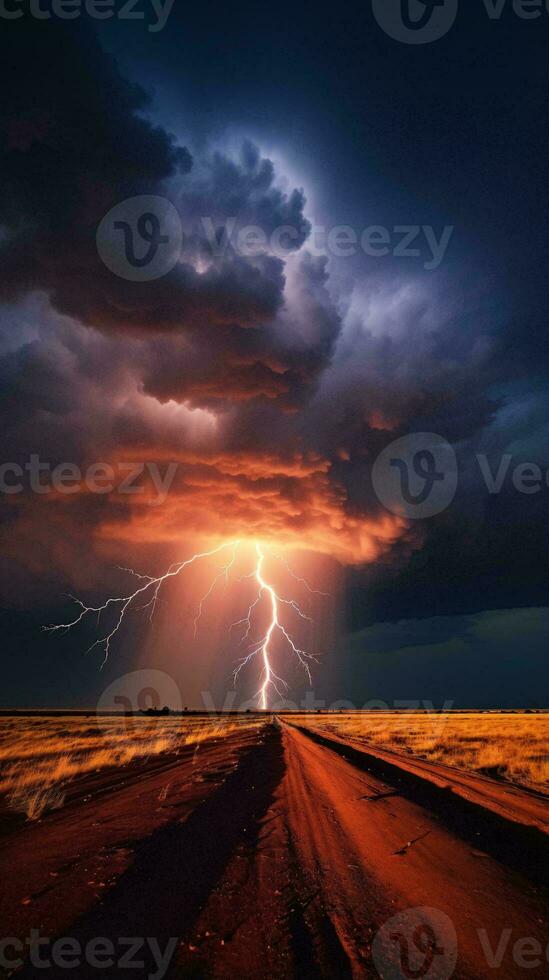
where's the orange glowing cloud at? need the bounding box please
[91,453,406,565]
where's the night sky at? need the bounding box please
[1,3,548,708]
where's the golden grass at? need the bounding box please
[0,714,263,820]
[3,711,545,821]
[294,712,549,793]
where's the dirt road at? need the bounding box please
[276,722,548,979]
[1,722,547,979]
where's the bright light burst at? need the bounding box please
[45,540,328,708]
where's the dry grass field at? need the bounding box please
[1,714,547,978]
[296,712,549,793]
[0,714,262,820]
[1,712,546,825]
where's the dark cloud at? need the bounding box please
[179,139,310,252]
[0,20,306,338]
[139,253,341,409]
[1,15,549,708]
[339,608,549,709]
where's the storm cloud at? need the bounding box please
[1,12,548,708]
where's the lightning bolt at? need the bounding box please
[45,540,325,708]
[232,542,319,708]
